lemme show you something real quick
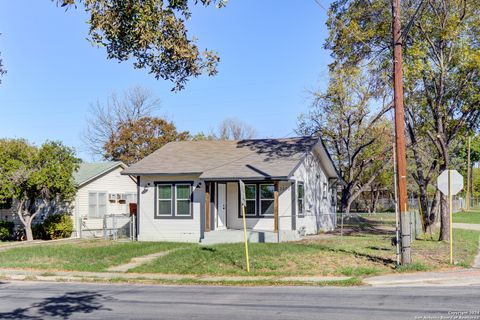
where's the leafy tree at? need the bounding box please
[0,139,80,241]
[325,0,480,240]
[298,66,392,213]
[83,86,161,156]
[190,132,217,141]
[1,1,226,90]
[104,116,189,165]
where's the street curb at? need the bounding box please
[364,269,480,287]
[0,269,354,286]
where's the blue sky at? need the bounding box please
[0,0,332,160]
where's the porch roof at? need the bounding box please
[122,137,339,180]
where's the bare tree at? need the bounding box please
[298,66,393,214]
[217,118,257,140]
[83,86,161,158]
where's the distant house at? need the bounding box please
[72,162,137,237]
[122,137,343,244]
[0,161,137,237]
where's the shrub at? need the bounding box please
[42,214,73,240]
[32,223,46,240]
[0,221,14,241]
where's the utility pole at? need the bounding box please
[392,0,411,264]
[466,136,471,211]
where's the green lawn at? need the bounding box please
[453,211,480,224]
[0,215,478,277]
[131,223,480,277]
[0,240,192,272]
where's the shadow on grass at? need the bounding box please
[366,246,391,251]
[0,291,113,319]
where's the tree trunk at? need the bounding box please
[438,159,449,241]
[340,187,351,214]
[371,190,380,214]
[439,193,449,241]
[25,222,34,241]
[345,201,352,215]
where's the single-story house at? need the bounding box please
[72,161,137,237]
[122,137,342,244]
[0,161,137,237]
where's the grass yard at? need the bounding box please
[131,217,480,277]
[0,215,477,278]
[453,210,480,224]
[0,240,192,272]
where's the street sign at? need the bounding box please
[437,169,464,265]
[238,179,250,272]
[437,170,464,196]
[239,180,246,207]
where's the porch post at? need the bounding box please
[205,182,211,232]
[274,181,279,233]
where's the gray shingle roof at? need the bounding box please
[74,161,125,186]
[121,137,328,180]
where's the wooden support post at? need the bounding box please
[274,181,279,233]
[205,182,210,232]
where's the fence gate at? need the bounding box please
[78,214,136,241]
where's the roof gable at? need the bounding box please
[122,137,336,180]
[74,161,126,187]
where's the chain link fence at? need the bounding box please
[78,214,136,241]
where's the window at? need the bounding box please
[260,184,275,216]
[88,192,107,218]
[125,193,137,204]
[176,184,191,216]
[244,184,257,216]
[297,183,304,216]
[155,182,193,218]
[323,182,328,199]
[157,185,173,216]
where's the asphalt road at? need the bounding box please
[0,281,479,320]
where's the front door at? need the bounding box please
[217,183,227,229]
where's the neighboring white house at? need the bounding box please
[122,137,343,244]
[72,162,137,237]
[0,161,137,237]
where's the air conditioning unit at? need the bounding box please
[108,194,117,201]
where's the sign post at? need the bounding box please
[239,180,250,272]
[437,169,464,264]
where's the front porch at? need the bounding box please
[202,180,298,243]
[201,229,300,245]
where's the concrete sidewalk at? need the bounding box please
[364,268,480,287]
[453,223,480,231]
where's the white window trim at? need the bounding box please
[245,184,257,216]
[259,184,275,216]
[88,191,108,218]
[297,182,304,217]
[175,184,192,216]
[157,184,173,216]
